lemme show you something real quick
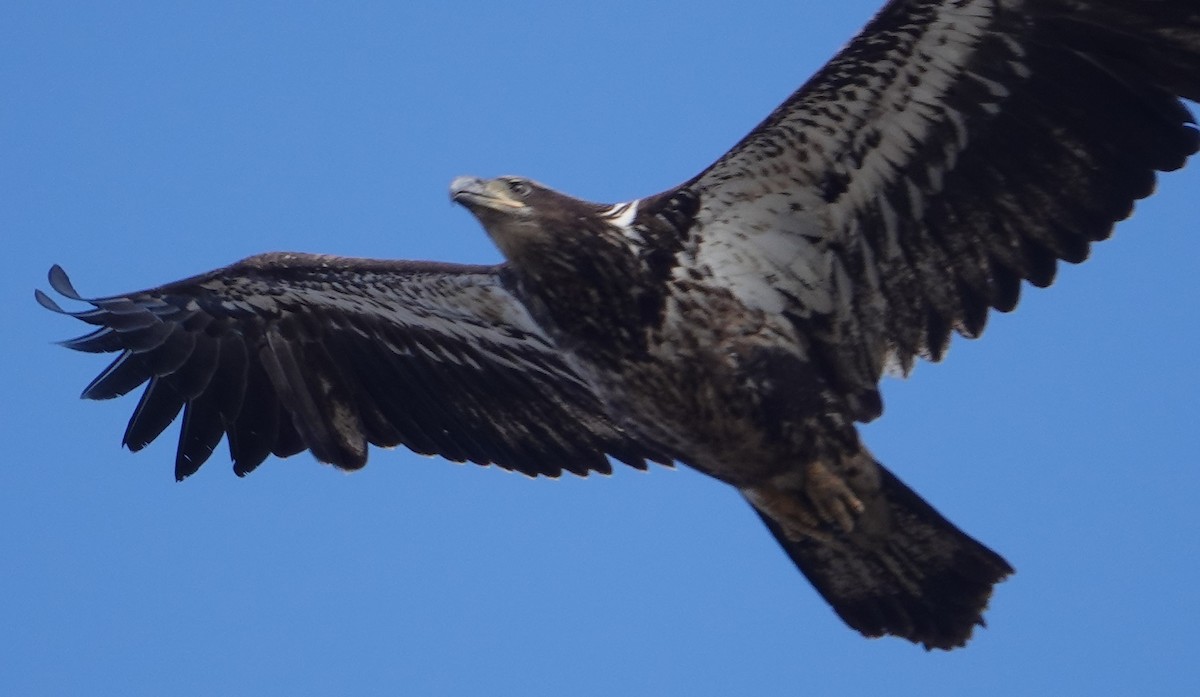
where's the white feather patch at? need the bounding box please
[602,200,640,232]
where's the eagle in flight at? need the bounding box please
[38,0,1200,649]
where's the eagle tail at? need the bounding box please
[745,464,1013,650]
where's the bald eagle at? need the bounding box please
[38,0,1200,649]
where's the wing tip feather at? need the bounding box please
[48,264,84,300]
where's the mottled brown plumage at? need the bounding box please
[40,0,1200,649]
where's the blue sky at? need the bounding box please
[3,2,1198,695]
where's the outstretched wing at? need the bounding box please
[665,0,1200,420]
[38,253,669,480]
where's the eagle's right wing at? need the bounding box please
[38,253,669,480]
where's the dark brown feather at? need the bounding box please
[43,256,666,479]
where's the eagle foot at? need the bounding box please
[803,459,864,534]
[744,460,864,543]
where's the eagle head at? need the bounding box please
[451,175,614,265]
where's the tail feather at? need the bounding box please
[747,466,1013,650]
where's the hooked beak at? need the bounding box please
[450,176,524,211]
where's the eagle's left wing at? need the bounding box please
[38,253,670,480]
[661,0,1200,421]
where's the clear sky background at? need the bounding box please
[3,2,1199,695]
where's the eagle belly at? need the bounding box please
[574,277,858,488]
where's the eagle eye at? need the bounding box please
[506,179,533,198]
